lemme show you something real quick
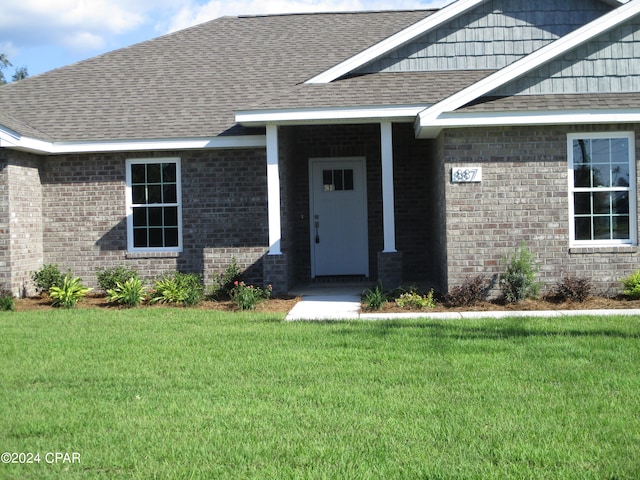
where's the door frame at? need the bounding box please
[308,156,369,278]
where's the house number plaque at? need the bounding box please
[451,167,482,183]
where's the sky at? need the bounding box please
[0,0,452,79]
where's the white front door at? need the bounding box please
[310,158,368,277]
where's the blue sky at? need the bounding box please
[0,0,451,79]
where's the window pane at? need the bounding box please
[593,217,611,240]
[591,139,610,164]
[132,185,146,204]
[133,228,147,248]
[162,163,176,182]
[147,164,161,183]
[147,185,162,203]
[613,192,629,214]
[133,207,147,227]
[164,207,178,227]
[612,163,630,187]
[592,192,610,215]
[131,164,146,184]
[574,193,591,215]
[148,207,163,226]
[344,169,354,190]
[575,217,591,240]
[165,228,179,247]
[334,169,344,190]
[323,170,333,191]
[591,164,610,187]
[163,184,177,203]
[574,166,591,188]
[613,216,630,239]
[149,228,164,247]
[611,138,628,162]
[573,140,588,165]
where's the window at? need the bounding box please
[568,133,636,246]
[322,169,354,191]
[126,158,182,252]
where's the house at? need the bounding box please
[2,0,640,297]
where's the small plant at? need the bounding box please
[107,277,147,307]
[209,258,242,300]
[0,289,15,311]
[363,283,387,311]
[551,275,591,302]
[395,288,436,309]
[230,281,272,310]
[446,275,488,307]
[621,271,640,299]
[49,275,93,308]
[97,265,139,292]
[499,241,540,303]
[150,271,204,306]
[31,264,64,294]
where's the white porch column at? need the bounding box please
[380,121,397,253]
[266,124,282,255]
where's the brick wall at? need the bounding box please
[40,149,269,291]
[441,124,640,296]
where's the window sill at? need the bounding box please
[569,245,638,255]
[125,251,181,259]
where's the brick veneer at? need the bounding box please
[441,124,640,296]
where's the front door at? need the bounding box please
[309,158,368,277]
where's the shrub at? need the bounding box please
[621,271,640,299]
[552,275,591,303]
[395,288,436,309]
[499,242,540,303]
[0,289,15,311]
[31,264,64,294]
[107,277,147,307]
[49,275,93,308]
[209,259,242,300]
[446,275,488,307]
[230,281,272,310]
[97,265,139,292]
[363,283,387,311]
[151,272,204,306]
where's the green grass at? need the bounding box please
[1,309,639,479]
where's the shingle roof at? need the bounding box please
[460,93,640,112]
[0,10,435,142]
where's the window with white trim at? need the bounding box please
[568,133,636,246]
[126,158,182,252]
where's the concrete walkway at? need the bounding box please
[285,285,640,321]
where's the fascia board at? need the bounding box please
[0,134,267,155]
[236,105,429,126]
[305,0,485,84]
[416,108,640,138]
[416,0,640,137]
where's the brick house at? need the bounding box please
[2,0,640,297]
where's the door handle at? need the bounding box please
[315,215,320,243]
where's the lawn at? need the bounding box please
[1,309,639,479]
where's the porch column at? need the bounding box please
[380,121,396,253]
[266,124,281,255]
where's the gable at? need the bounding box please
[353,0,615,74]
[491,15,640,95]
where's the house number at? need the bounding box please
[451,167,482,183]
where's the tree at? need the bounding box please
[0,54,28,84]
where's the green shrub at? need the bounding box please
[446,275,488,307]
[49,275,93,308]
[209,259,242,300]
[0,289,15,311]
[552,275,591,302]
[621,271,640,299]
[230,281,272,310]
[499,242,540,303]
[363,283,387,311]
[107,277,147,307]
[395,288,436,309]
[151,272,204,306]
[31,264,64,293]
[97,265,140,292]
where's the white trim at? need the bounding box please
[380,121,397,253]
[567,131,637,247]
[236,105,428,126]
[0,129,266,155]
[416,0,640,137]
[416,109,640,138]
[125,157,183,253]
[305,0,484,84]
[266,125,282,255]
